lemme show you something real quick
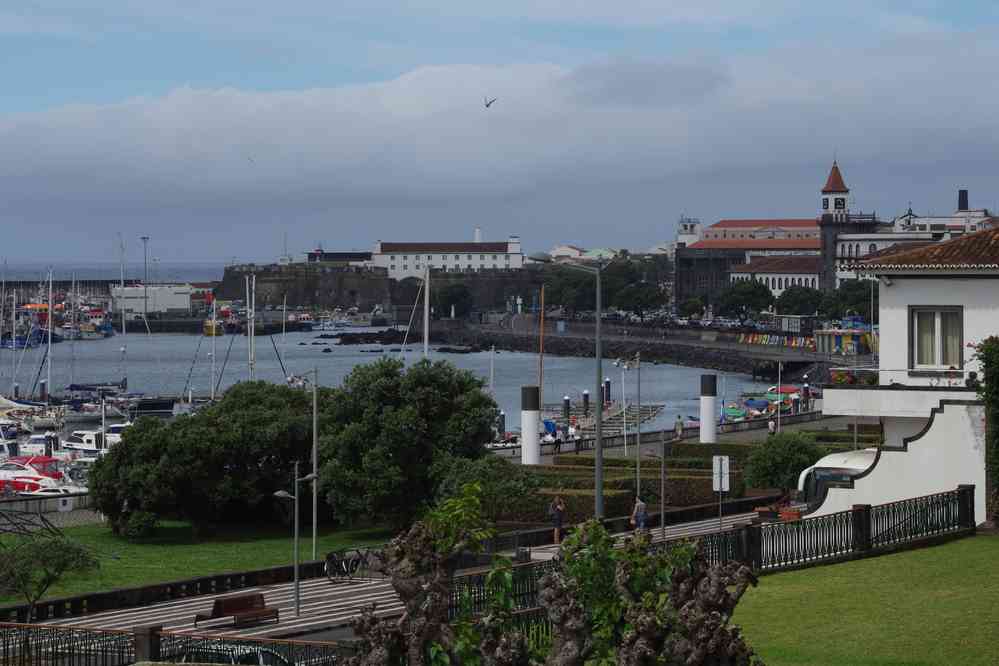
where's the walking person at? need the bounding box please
[630,496,648,532]
[550,495,566,545]
[554,427,564,455]
[674,414,684,441]
[768,416,777,437]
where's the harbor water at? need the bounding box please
[0,330,768,432]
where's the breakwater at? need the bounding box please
[438,326,832,381]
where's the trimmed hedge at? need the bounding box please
[801,430,882,444]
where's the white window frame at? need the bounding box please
[909,306,963,370]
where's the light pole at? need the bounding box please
[531,254,605,518]
[289,368,320,561]
[615,353,641,495]
[140,236,150,320]
[274,461,317,617]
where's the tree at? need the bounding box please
[90,381,318,535]
[714,280,774,319]
[614,282,663,319]
[0,537,98,620]
[776,285,823,316]
[432,455,541,524]
[320,358,497,528]
[744,432,823,492]
[820,279,878,322]
[679,297,704,318]
[434,282,474,318]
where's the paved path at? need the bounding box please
[41,512,760,639]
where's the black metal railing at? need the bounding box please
[871,488,964,549]
[759,508,854,570]
[158,630,351,666]
[448,559,560,619]
[0,622,135,666]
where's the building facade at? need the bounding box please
[729,256,821,296]
[811,228,998,524]
[111,284,193,316]
[371,235,524,280]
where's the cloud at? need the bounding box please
[3,31,999,261]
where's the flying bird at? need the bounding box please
[484,96,498,108]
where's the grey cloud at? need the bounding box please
[3,34,999,262]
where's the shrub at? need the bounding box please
[123,511,159,540]
[744,432,823,492]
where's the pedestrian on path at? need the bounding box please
[768,416,777,436]
[550,495,566,544]
[674,414,684,441]
[630,496,648,531]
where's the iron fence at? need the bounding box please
[448,560,560,619]
[758,508,854,570]
[158,631,351,666]
[0,622,134,666]
[871,488,963,549]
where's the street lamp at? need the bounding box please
[274,461,318,617]
[615,353,641,496]
[530,253,606,518]
[140,236,150,319]
[288,368,320,561]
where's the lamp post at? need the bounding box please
[615,353,642,495]
[289,368,320,561]
[530,254,605,518]
[274,461,317,617]
[140,236,149,320]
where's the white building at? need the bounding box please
[550,245,586,261]
[371,235,524,280]
[112,284,193,316]
[809,227,998,524]
[729,256,821,296]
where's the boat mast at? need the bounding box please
[10,289,15,396]
[281,292,287,363]
[70,273,76,386]
[0,259,6,375]
[251,274,256,380]
[119,234,127,385]
[46,270,52,404]
[423,265,430,359]
[211,297,217,401]
[245,275,250,380]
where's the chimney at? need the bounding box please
[474,227,482,243]
[958,189,969,212]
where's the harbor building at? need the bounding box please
[111,284,194,317]
[371,232,524,280]
[808,226,998,524]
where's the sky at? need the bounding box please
[3,2,999,264]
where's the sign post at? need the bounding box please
[712,455,730,531]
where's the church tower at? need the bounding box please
[820,160,850,220]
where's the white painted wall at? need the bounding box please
[370,244,524,280]
[823,386,976,419]
[879,276,999,386]
[111,285,192,314]
[810,405,987,523]
[730,272,818,296]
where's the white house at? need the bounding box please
[371,235,524,280]
[808,227,998,524]
[729,256,821,296]
[550,245,586,261]
[111,284,193,316]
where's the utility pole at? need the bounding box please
[140,235,150,320]
[312,367,318,561]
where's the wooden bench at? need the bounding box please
[194,593,280,628]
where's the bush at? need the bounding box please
[123,511,159,540]
[432,455,540,524]
[744,432,823,492]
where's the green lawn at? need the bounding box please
[735,535,999,666]
[1,521,392,604]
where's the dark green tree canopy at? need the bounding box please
[776,285,824,316]
[820,279,879,322]
[613,282,663,319]
[433,282,474,318]
[714,280,774,319]
[320,358,497,528]
[744,432,823,492]
[432,455,541,524]
[679,297,705,318]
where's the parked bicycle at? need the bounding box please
[324,548,376,583]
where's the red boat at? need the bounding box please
[0,456,63,492]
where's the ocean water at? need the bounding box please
[0,330,767,431]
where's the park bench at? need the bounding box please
[193,593,279,628]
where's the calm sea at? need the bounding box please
[0,330,766,431]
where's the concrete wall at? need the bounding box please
[810,402,987,523]
[879,276,999,386]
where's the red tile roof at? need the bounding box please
[710,218,817,229]
[730,256,822,274]
[380,242,510,253]
[859,227,999,270]
[687,239,821,250]
[822,161,849,194]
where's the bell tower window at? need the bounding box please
[834,197,846,210]
[822,197,829,210]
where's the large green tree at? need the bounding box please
[613,282,663,319]
[714,280,774,319]
[776,285,824,316]
[432,455,541,524]
[820,279,879,322]
[90,382,318,535]
[433,282,474,318]
[320,358,497,528]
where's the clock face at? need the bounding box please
[834,197,846,210]
[822,198,829,210]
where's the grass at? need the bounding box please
[735,535,999,665]
[0,521,392,605]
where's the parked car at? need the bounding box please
[180,647,291,666]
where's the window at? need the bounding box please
[492,254,497,260]
[467,254,472,260]
[427,255,432,260]
[403,265,408,270]
[869,244,877,255]
[390,264,396,270]
[847,245,853,258]
[480,255,485,260]
[822,197,829,210]
[834,197,846,210]
[454,255,460,260]
[390,255,396,260]
[910,307,963,369]
[402,255,408,260]
[504,255,510,261]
